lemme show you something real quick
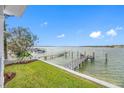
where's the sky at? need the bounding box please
[6,5,124,46]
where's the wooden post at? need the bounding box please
[69,51,71,56]
[65,52,67,58]
[77,51,79,58]
[79,63,82,68]
[44,56,47,60]
[84,51,86,56]
[52,55,54,59]
[80,53,81,59]
[105,53,108,63]
[74,67,76,70]
[93,52,95,60]
[77,64,79,69]
[71,52,73,58]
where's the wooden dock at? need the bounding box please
[34,50,96,70]
[38,52,67,60]
[41,51,95,70]
[64,54,95,70]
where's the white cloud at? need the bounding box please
[89,31,101,39]
[106,29,117,37]
[106,26,123,38]
[115,26,123,30]
[88,26,122,40]
[57,34,65,38]
[41,21,48,27]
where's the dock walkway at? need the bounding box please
[64,55,94,70]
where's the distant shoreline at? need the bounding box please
[33,45,124,48]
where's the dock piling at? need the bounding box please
[105,53,108,63]
[93,52,95,60]
[65,52,67,58]
[84,51,86,56]
[71,52,73,58]
[77,51,79,58]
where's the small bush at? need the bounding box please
[16,51,31,58]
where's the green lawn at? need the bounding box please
[5,61,104,88]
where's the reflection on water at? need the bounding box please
[39,47,124,87]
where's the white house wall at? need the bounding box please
[0,5,4,88]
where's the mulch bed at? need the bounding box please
[4,72,16,85]
[5,59,39,67]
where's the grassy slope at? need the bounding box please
[5,61,104,88]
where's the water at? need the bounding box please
[38,47,124,87]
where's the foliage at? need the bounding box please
[16,51,31,58]
[7,27,38,57]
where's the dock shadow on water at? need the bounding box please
[75,60,95,72]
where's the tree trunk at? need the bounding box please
[4,19,8,59]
